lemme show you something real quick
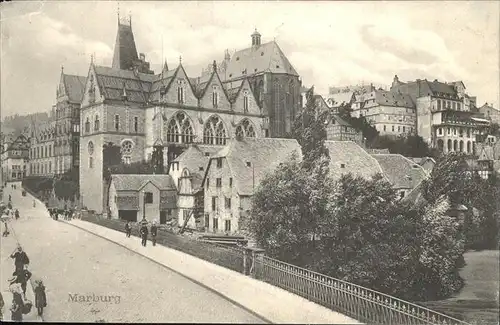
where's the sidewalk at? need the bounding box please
[61,218,360,324]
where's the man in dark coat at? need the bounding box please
[125,222,132,238]
[140,221,148,247]
[150,221,158,246]
[10,245,29,273]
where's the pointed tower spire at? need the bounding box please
[213,60,217,73]
[61,64,64,73]
[179,55,182,64]
[112,11,139,70]
[117,2,120,24]
[163,59,169,73]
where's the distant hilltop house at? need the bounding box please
[325,114,363,145]
[390,75,490,154]
[0,133,30,182]
[478,102,500,124]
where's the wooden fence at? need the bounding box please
[253,255,470,325]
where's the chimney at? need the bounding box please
[140,53,145,62]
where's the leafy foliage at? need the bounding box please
[53,168,79,200]
[370,134,440,158]
[292,87,330,170]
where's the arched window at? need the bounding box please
[165,112,194,144]
[85,117,90,133]
[453,140,458,152]
[203,115,227,145]
[121,140,133,164]
[274,81,281,134]
[257,80,264,106]
[437,139,444,151]
[447,139,452,152]
[459,140,464,152]
[235,119,256,138]
[94,115,100,131]
[467,141,471,153]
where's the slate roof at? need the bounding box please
[374,89,414,108]
[330,114,353,127]
[324,141,385,181]
[112,23,139,70]
[174,144,222,188]
[223,41,299,81]
[111,174,176,191]
[63,74,87,103]
[209,138,302,195]
[372,154,428,190]
[94,65,154,103]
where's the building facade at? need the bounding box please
[478,103,500,124]
[202,138,301,234]
[325,114,363,144]
[54,69,86,175]
[108,174,177,222]
[80,19,297,214]
[29,116,56,177]
[352,88,416,137]
[202,30,302,138]
[1,134,30,182]
[390,76,489,154]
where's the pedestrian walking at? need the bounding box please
[8,194,11,202]
[10,245,30,273]
[140,221,148,247]
[14,209,19,220]
[125,221,132,237]
[34,279,47,317]
[151,221,158,246]
[2,221,9,237]
[33,200,36,208]
[8,281,24,322]
[12,267,32,297]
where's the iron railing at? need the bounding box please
[253,255,470,325]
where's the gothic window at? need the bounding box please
[114,114,120,131]
[289,80,295,114]
[134,117,139,133]
[94,115,100,131]
[121,140,133,164]
[88,141,94,155]
[257,80,264,106]
[243,90,249,113]
[236,119,256,138]
[177,80,185,104]
[203,115,227,145]
[165,112,194,144]
[212,86,219,108]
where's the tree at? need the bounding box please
[413,195,465,300]
[337,104,379,144]
[292,86,330,171]
[53,168,79,201]
[370,134,436,158]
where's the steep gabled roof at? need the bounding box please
[330,114,353,127]
[198,66,231,103]
[223,41,299,81]
[63,74,87,103]
[111,174,176,191]
[371,154,427,190]
[374,89,414,108]
[326,91,355,108]
[207,138,302,195]
[325,141,385,181]
[93,65,154,104]
[112,23,139,71]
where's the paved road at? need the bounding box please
[1,183,266,323]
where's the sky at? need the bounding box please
[1,1,499,119]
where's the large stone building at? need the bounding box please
[478,103,500,124]
[390,76,489,154]
[1,134,30,182]
[54,68,86,175]
[79,18,301,214]
[202,29,302,138]
[28,116,56,177]
[351,88,416,137]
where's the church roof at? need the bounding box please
[223,41,299,81]
[63,74,87,103]
[94,65,153,104]
[112,23,139,71]
[208,138,302,196]
[111,174,176,191]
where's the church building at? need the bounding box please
[79,17,302,215]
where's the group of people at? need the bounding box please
[125,219,158,247]
[47,206,80,221]
[5,245,47,321]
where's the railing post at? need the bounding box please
[243,249,248,275]
[250,248,265,278]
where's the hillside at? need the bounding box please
[1,112,50,136]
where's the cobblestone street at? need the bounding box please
[1,184,266,323]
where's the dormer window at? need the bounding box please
[242,69,247,75]
[340,163,346,168]
[229,74,232,78]
[236,57,240,61]
[276,65,280,68]
[177,80,185,104]
[246,161,252,167]
[261,52,264,56]
[94,115,100,131]
[204,152,210,157]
